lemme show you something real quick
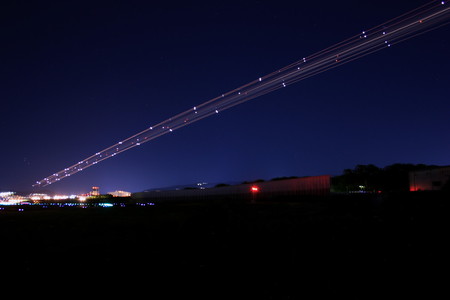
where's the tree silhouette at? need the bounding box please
[332,163,440,193]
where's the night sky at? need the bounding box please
[2,0,449,194]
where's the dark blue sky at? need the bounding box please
[1,0,449,194]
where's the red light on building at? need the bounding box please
[251,186,260,193]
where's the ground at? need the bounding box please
[1,192,448,298]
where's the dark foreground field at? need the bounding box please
[1,192,449,298]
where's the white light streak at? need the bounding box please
[33,2,450,187]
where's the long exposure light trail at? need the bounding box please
[34,1,450,187]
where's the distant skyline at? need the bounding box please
[1,0,449,194]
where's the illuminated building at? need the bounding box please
[0,192,15,200]
[90,186,100,196]
[109,190,131,197]
[409,166,450,191]
[0,192,27,204]
[29,193,50,201]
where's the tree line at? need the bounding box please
[331,163,448,193]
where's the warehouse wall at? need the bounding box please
[132,175,331,201]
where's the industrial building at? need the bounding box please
[409,166,450,191]
[132,175,331,202]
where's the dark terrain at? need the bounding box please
[1,192,448,298]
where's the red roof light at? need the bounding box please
[251,186,260,193]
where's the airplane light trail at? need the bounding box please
[34,1,450,187]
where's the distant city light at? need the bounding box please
[109,190,131,197]
[0,192,14,197]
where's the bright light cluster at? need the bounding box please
[0,192,14,198]
[33,1,450,187]
[28,193,83,201]
[0,202,155,210]
[0,192,27,205]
